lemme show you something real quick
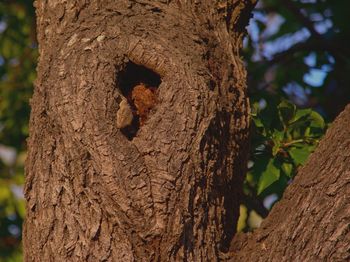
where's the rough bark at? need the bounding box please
[230,104,350,261]
[24,1,255,261]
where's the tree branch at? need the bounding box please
[229,104,350,261]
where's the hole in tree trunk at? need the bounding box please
[117,62,161,140]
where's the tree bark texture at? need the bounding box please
[24,1,255,261]
[230,104,350,261]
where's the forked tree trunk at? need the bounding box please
[24,1,350,261]
[24,1,255,261]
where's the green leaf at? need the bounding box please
[272,141,280,156]
[272,129,284,141]
[271,130,284,156]
[250,155,269,183]
[253,116,264,128]
[309,111,325,129]
[257,159,281,195]
[289,146,313,165]
[281,163,293,177]
[294,109,312,122]
[288,108,325,139]
[278,99,296,124]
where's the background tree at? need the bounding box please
[0,0,349,260]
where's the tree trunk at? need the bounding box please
[230,104,350,261]
[24,1,255,261]
[24,1,350,261]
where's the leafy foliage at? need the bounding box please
[239,0,350,231]
[0,1,36,260]
[238,96,326,231]
[249,97,325,196]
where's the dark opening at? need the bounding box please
[117,62,161,140]
[118,62,161,93]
